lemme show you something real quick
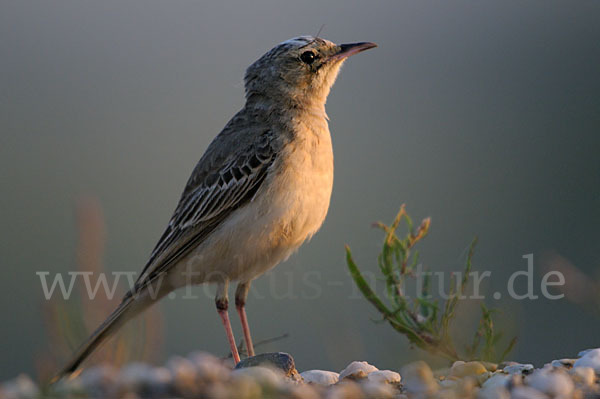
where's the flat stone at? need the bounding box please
[235,352,297,378]
[339,361,378,380]
[300,370,339,386]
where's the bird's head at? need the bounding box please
[244,36,376,109]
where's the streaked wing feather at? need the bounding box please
[129,131,276,295]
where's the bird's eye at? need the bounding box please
[300,51,316,64]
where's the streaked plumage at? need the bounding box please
[54,35,376,381]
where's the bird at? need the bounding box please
[54,35,377,380]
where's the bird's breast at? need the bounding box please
[175,117,335,285]
[263,119,334,249]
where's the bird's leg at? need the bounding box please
[215,281,240,364]
[235,281,255,357]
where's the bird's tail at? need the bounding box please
[50,294,148,384]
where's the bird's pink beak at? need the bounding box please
[329,41,378,62]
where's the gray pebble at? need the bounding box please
[503,363,534,375]
[235,352,297,378]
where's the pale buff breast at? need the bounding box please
[168,119,334,288]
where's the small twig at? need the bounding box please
[224,333,290,359]
[254,333,290,348]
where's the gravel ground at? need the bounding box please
[2,348,600,398]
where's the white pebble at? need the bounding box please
[577,348,595,358]
[527,369,574,397]
[300,370,339,386]
[367,370,401,384]
[574,348,600,372]
[339,361,378,380]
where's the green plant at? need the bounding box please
[345,205,516,363]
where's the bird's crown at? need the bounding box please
[244,36,376,109]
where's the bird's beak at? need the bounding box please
[329,41,377,62]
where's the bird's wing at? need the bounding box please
[129,130,277,295]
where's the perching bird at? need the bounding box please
[54,36,376,380]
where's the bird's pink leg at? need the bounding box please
[215,282,240,364]
[235,282,255,357]
[217,308,240,364]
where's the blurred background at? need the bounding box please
[1,0,599,381]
